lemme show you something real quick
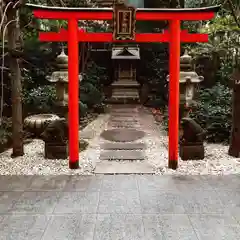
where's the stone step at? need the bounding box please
[94,161,154,174]
[102,142,146,150]
[105,98,140,104]
[111,94,139,98]
[109,124,141,128]
[110,118,139,122]
[100,150,145,161]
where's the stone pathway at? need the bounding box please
[0,174,239,239]
[94,105,162,174]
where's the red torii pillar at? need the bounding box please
[27,4,220,169]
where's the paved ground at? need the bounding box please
[0,174,240,239]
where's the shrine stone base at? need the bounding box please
[44,142,68,159]
[179,143,204,160]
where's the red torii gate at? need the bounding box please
[27,4,220,170]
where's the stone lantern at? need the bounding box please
[47,49,69,118]
[47,49,83,118]
[167,50,204,118]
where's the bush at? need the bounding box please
[80,82,103,107]
[23,85,56,113]
[190,83,232,143]
[0,117,12,145]
[80,101,88,117]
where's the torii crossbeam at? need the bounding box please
[27,4,220,170]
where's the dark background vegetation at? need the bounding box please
[0,0,239,149]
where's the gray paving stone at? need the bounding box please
[54,192,99,214]
[101,128,145,142]
[63,175,103,192]
[215,189,240,217]
[112,114,139,118]
[80,129,96,139]
[102,142,146,150]
[27,175,70,191]
[110,118,139,123]
[100,150,145,161]
[139,189,185,214]
[206,174,240,190]
[94,161,154,174]
[189,214,240,240]
[11,191,61,214]
[109,124,142,128]
[0,176,33,191]
[137,175,180,191]
[98,190,141,214]
[0,215,50,240]
[94,214,145,240]
[143,214,198,240]
[180,190,226,214]
[0,174,239,239]
[101,175,138,192]
[0,191,22,214]
[171,175,215,191]
[42,214,97,240]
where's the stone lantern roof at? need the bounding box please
[56,49,68,71]
[166,50,204,83]
[47,49,69,83]
[179,50,204,83]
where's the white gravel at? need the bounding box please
[0,114,109,175]
[0,110,240,175]
[146,124,240,175]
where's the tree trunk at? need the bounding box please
[229,69,240,157]
[7,6,24,157]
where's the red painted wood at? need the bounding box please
[136,11,215,20]
[33,10,112,20]
[39,30,208,43]
[168,19,181,170]
[33,10,215,21]
[68,18,79,169]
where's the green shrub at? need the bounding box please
[190,83,232,143]
[80,82,103,107]
[23,85,56,113]
[0,117,12,145]
[80,101,88,117]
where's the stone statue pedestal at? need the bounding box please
[180,142,204,160]
[44,141,68,159]
[180,117,206,161]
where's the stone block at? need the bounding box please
[44,142,68,159]
[179,144,204,160]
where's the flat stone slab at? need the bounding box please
[110,118,139,123]
[100,150,145,161]
[94,161,154,174]
[112,113,139,117]
[102,142,146,150]
[79,130,95,139]
[109,124,141,128]
[100,129,145,142]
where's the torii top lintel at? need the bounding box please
[27,4,220,21]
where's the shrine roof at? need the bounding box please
[26,4,220,13]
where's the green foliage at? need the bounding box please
[80,101,88,117]
[80,62,105,108]
[23,85,56,113]
[0,117,12,145]
[190,83,232,143]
